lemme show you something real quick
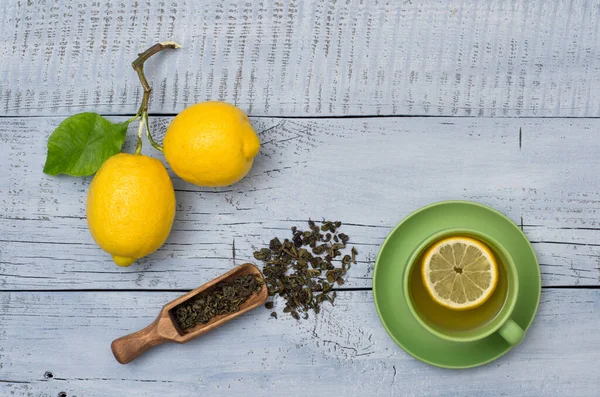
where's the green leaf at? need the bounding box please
[43,113,129,176]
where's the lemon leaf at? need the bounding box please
[43,113,129,176]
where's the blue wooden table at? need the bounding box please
[1,1,599,396]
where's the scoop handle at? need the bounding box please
[111,318,168,364]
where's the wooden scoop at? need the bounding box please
[111,263,267,364]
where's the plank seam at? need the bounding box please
[0,286,598,293]
[3,114,600,120]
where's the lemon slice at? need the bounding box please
[421,236,498,311]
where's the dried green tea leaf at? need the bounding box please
[172,274,262,332]
[253,220,357,320]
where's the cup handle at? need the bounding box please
[497,319,525,346]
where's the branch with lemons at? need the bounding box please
[43,42,261,267]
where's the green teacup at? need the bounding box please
[403,228,525,345]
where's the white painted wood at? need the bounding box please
[0,289,598,396]
[2,0,600,117]
[1,116,599,289]
[1,2,596,395]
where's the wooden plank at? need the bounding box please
[1,116,600,290]
[0,289,598,396]
[2,0,600,117]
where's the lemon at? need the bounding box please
[163,101,260,187]
[421,237,498,310]
[86,153,176,267]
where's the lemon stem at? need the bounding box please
[134,116,145,155]
[144,112,163,152]
[131,41,182,153]
[127,113,140,124]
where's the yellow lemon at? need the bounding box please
[163,101,260,187]
[86,153,176,267]
[421,236,498,310]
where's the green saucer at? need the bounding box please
[373,201,541,369]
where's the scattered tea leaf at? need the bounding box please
[254,220,357,320]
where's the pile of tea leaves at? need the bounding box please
[172,274,262,332]
[253,220,357,320]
